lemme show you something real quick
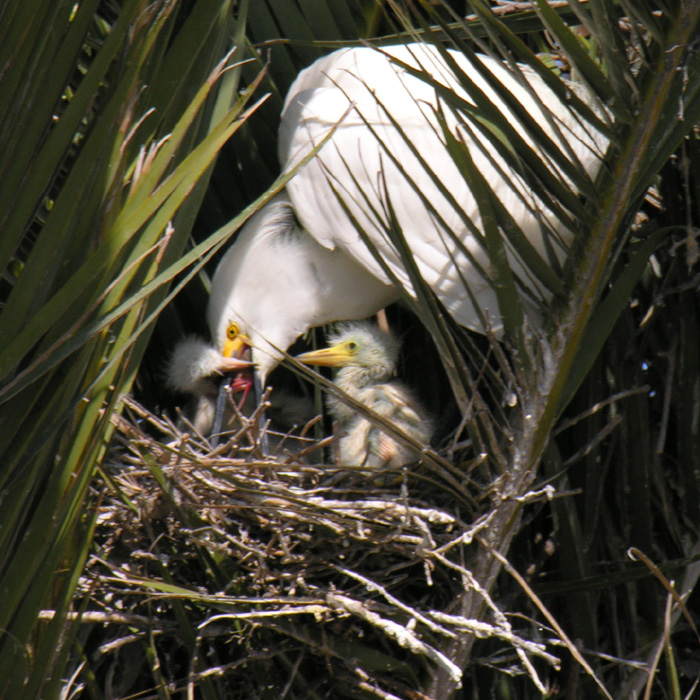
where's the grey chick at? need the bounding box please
[296,322,433,470]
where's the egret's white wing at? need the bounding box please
[279,44,605,333]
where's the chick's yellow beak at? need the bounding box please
[295,342,352,368]
[219,355,254,371]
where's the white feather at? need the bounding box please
[186,44,606,385]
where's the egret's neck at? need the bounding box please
[209,195,398,382]
[245,219,397,380]
[255,239,397,380]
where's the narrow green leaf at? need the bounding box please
[557,228,665,415]
[534,0,633,123]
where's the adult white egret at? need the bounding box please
[173,42,606,396]
[295,322,433,469]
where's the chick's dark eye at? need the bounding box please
[347,341,357,352]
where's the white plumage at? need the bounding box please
[177,43,606,392]
[207,195,396,380]
[295,322,433,469]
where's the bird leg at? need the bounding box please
[253,370,270,455]
[210,367,254,448]
[210,380,228,448]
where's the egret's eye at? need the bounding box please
[346,341,358,353]
[226,322,239,340]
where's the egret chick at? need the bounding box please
[296,323,433,471]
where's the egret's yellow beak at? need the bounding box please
[223,333,252,361]
[295,342,354,368]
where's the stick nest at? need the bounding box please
[76,393,558,699]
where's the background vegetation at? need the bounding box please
[0,0,698,698]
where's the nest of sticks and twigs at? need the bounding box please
[75,391,564,699]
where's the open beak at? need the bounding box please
[223,333,252,361]
[295,343,350,368]
[219,333,255,406]
[215,330,269,452]
[210,336,254,446]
